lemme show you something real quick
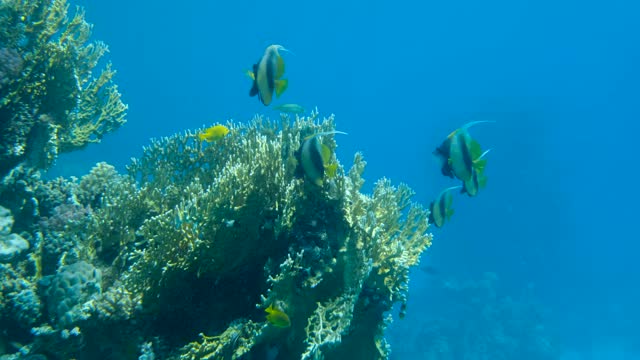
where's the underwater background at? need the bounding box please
[4,0,639,358]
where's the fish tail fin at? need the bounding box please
[265,304,274,314]
[446,207,455,221]
[321,144,331,164]
[478,173,488,189]
[198,133,207,141]
[474,158,487,173]
[245,69,255,80]
[472,148,491,172]
[276,55,286,79]
[275,79,288,97]
[444,187,459,221]
[325,163,338,178]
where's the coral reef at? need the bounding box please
[0,206,29,262]
[0,0,127,177]
[0,112,433,359]
[0,2,433,359]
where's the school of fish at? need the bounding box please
[429,121,493,228]
[194,44,495,327]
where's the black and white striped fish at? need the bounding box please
[248,44,289,106]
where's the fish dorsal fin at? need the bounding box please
[273,45,294,55]
[447,120,494,139]
[303,130,348,141]
[461,120,495,131]
[441,186,462,199]
[276,55,285,79]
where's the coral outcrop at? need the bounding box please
[0,1,494,359]
[0,0,127,177]
[0,111,433,359]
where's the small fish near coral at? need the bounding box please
[428,186,461,228]
[198,124,229,142]
[295,131,347,186]
[248,44,290,106]
[273,103,305,114]
[265,304,291,328]
[434,121,492,182]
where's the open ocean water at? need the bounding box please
[4,0,639,358]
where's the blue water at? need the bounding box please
[51,0,640,358]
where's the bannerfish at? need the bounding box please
[198,124,229,142]
[249,44,289,106]
[296,131,347,186]
[434,121,492,182]
[265,304,291,328]
[434,136,455,178]
[428,186,461,228]
[273,103,305,114]
[461,149,491,197]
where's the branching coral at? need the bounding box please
[0,3,435,358]
[302,294,359,360]
[0,0,127,177]
[0,112,433,359]
[179,320,266,360]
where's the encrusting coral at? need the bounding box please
[0,0,127,178]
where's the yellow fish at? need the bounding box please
[265,304,291,328]
[198,125,229,142]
